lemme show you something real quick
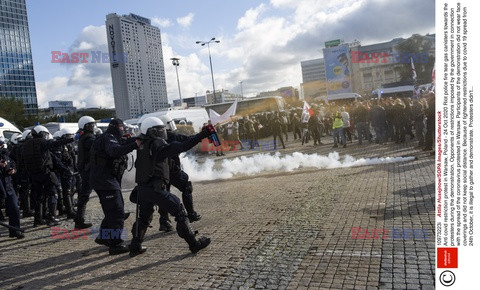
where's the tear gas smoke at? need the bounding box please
[179,152,416,182]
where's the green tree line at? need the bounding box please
[0,97,115,130]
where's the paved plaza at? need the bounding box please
[0,136,435,289]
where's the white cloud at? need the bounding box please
[208,0,434,97]
[177,13,194,28]
[237,4,267,30]
[152,17,171,28]
[37,25,114,109]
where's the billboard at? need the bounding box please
[323,44,352,95]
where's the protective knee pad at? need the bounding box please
[175,211,196,246]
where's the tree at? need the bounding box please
[0,97,32,128]
[395,34,435,84]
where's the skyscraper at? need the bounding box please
[106,13,169,120]
[300,58,327,99]
[0,0,38,114]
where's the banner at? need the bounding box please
[323,44,352,95]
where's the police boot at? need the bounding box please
[46,201,60,226]
[33,203,46,227]
[108,244,130,255]
[74,204,92,229]
[175,210,211,254]
[22,193,34,218]
[188,211,202,223]
[159,210,173,232]
[64,190,76,219]
[57,195,66,216]
[182,186,202,223]
[129,221,148,257]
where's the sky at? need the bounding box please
[26,0,435,109]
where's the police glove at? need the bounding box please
[199,126,211,139]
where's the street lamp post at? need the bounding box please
[196,37,220,103]
[171,57,182,104]
[239,81,244,99]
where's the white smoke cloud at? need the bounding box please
[180,152,415,182]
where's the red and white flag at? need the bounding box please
[301,101,314,123]
[411,57,417,81]
[411,57,419,95]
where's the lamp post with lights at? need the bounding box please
[196,37,220,102]
[171,57,182,104]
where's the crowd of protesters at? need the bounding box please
[211,92,435,153]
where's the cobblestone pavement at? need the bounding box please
[0,134,435,289]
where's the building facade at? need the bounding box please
[299,34,435,98]
[48,100,76,115]
[350,34,435,95]
[0,0,38,114]
[300,58,327,99]
[106,13,169,120]
[349,38,405,94]
[172,95,207,107]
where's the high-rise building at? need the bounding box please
[106,13,169,120]
[301,58,326,83]
[300,58,327,99]
[0,0,38,114]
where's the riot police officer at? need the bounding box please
[157,115,202,232]
[0,148,24,238]
[74,116,96,229]
[8,133,33,217]
[52,128,77,219]
[128,117,212,257]
[90,119,139,255]
[22,125,74,226]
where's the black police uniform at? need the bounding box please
[8,142,33,217]
[22,135,74,226]
[51,144,75,218]
[74,129,96,228]
[158,131,201,231]
[0,152,23,238]
[129,129,211,256]
[89,120,137,254]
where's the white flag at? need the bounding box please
[209,100,238,125]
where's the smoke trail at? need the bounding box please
[180,152,416,182]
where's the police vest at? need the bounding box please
[135,138,170,185]
[77,131,94,171]
[22,138,52,174]
[90,134,128,180]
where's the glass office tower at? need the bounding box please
[0,0,38,114]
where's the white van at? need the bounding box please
[0,117,22,141]
[320,93,364,103]
[137,108,210,133]
[42,122,79,135]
